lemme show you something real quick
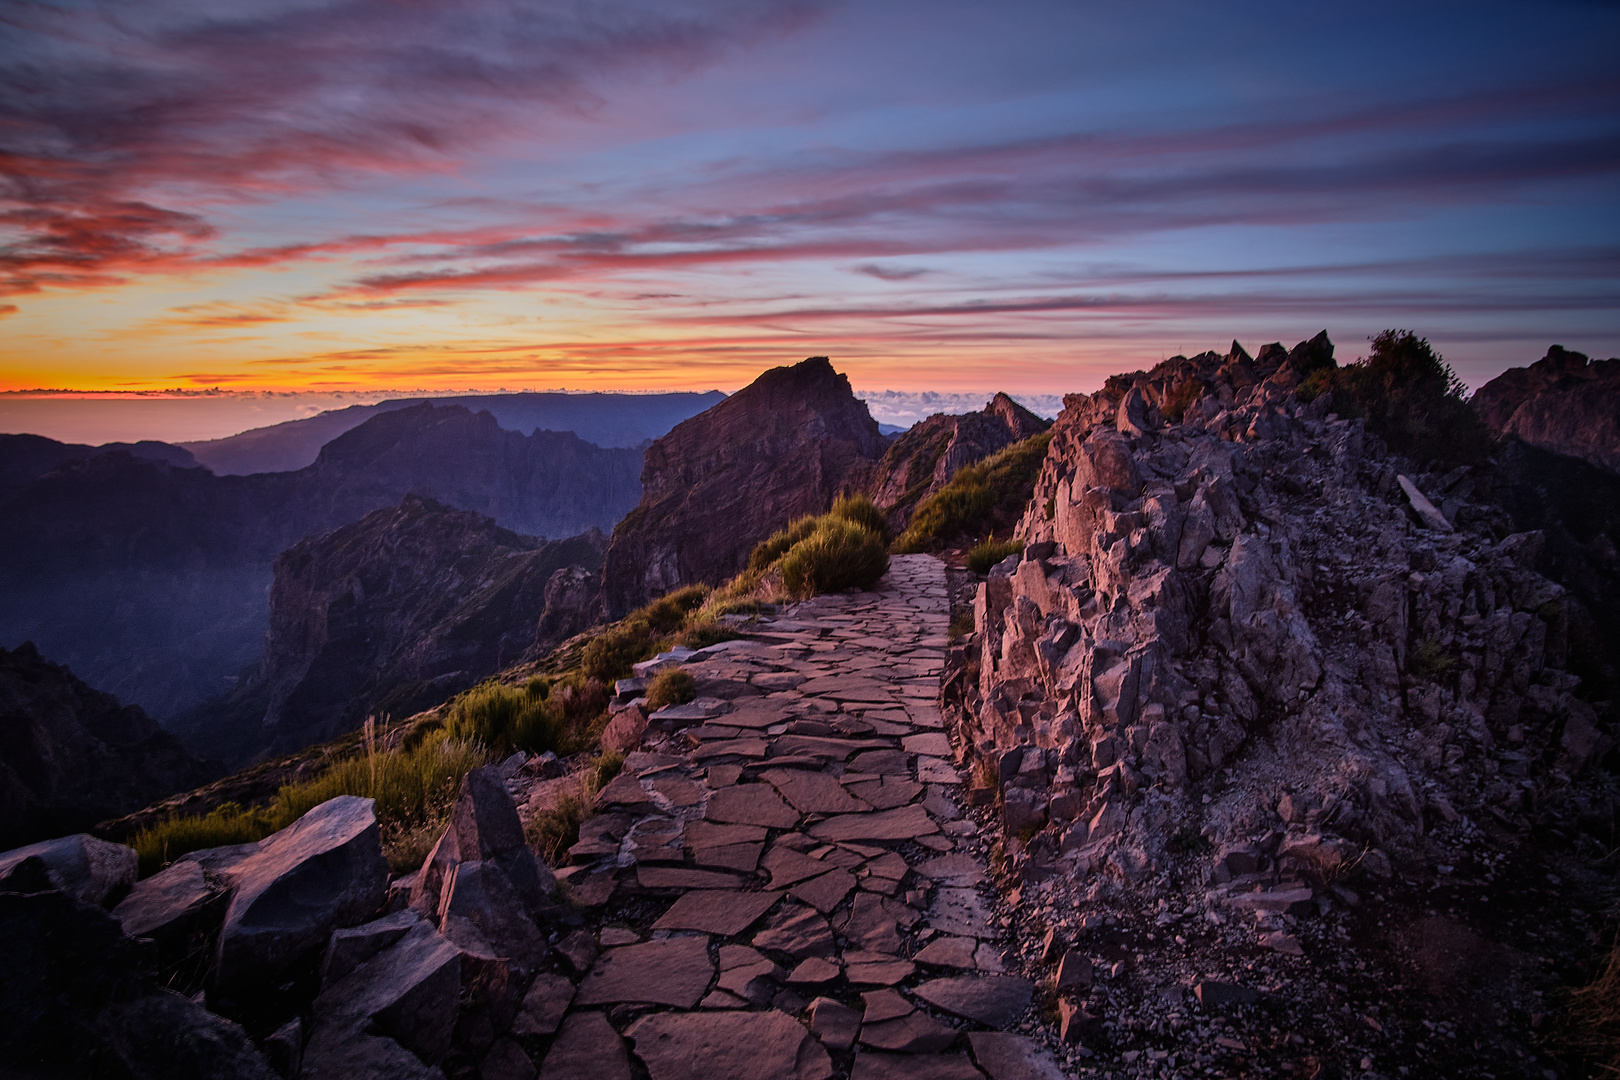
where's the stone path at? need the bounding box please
[530,555,1066,1080]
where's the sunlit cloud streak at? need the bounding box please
[1,0,1617,392]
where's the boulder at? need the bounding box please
[0,832,137,907]
[300,1021,448,1080]
[212,796,388,1000]
[438,861,549,974]
[321,908,422,986]
[450,766,558,911]
[113,857,228,955]
[312,919,462,1064]
[94,990,280,1080]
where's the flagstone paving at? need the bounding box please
[529,555,1065,1080]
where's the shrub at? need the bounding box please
[446,683,564,758]
[894,431,1053,552]
[748,516,818,572]
[525,676,550,700]
[779,516,890,598]
[1300,330,1493,468]
[829,493,888,540]
[644,668,697,711]
[967,536,1024,574]
[641,585,711,635]
[674,615,742,650]
[580,618,657,682]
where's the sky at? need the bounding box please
[3,0,1618,404]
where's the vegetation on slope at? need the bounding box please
[1300,329,1494,469]
[892,431,1053,552]
[132,724,487,875]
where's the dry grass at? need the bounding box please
[525,750,625,864]
[1567,943,1620,1075]
[131,727,487,876]
[644,668,697,711]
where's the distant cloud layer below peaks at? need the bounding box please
[1,0,1617,391]
[857,390,1063,428]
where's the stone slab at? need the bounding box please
[705,784,801,829]
[913,976,1035,1027]
[808,805,939,843]
[576,937,714,1008]
[628,1010,833,1080]
[652,889,782,936]
[539,1012,631,1080]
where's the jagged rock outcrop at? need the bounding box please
[0,403,641,728]
[602,357,887,615]
[0,643,213,848]
[180,495,605,766]
[959,333,1611,899]
[1472,345,1620,474]
[847,393,1050,533]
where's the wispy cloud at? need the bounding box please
[0,0,821,295]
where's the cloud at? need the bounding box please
[854,263,930,281]
[0,0,821,295]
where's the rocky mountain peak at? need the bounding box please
[1471,344,1620,474]
[603,357,887,614]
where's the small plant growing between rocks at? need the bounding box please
[968,535,1024,574]
[644,668,696,711]
[525,749,626,864]
[1409,636,1456,681]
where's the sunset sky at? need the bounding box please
[3,0,1617,398]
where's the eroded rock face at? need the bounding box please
[195,496,605,766]
[1472,345,1620,474]
[212,795,388,1001]
[602,357,887,615]
[848,393,1051,534]
[0,643,212,849]
[964,333,1609,892]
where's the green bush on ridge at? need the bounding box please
[779,515,890,598]
[1299,329,1493,469]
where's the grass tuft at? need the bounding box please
[967,535,1024,574]
[644,668,697,711]
[131,732,487,876]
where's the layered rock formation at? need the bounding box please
[1471,345,1620,474]
[0,403,640,726]
[603,357,887,615]
[0,643,213,849]
[178,496,606,766]
[848,393,1050,533]
[959,334,1610,896]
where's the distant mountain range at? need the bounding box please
[0,403,644,729]
[182,390,726,475]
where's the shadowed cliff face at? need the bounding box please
[0,404,641,725]
[601,357,888,615]
[0,642,213,848]
[173,495,605,767]
[1472,345,1620,475]
[847,392,1050,533]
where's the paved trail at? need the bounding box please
[525,555,1065,1080]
